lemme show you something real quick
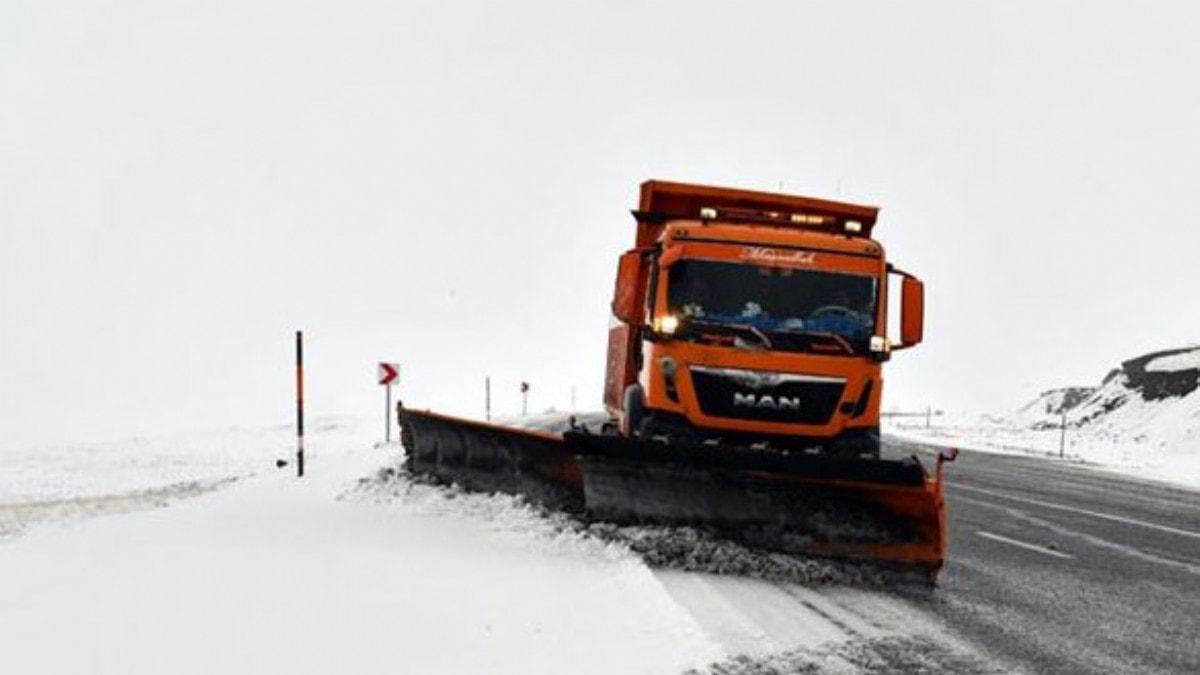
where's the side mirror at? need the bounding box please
[899,275,924,348]
[611,250,646,324]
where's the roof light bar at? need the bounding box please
[789,213,826,225]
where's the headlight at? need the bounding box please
[655,315,680,335]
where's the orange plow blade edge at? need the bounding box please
[399,407,948,579]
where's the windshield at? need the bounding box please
[665,259,878,354]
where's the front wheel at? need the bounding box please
[620,384,645,438]
[637,412,699,445]
[827,427,881,459]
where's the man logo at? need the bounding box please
[733,392,801,411]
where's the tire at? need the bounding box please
[638,413,699,445]
[621,384,645,438]
[828,427,881,459]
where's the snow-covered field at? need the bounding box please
[0,416,996,674]
[887,345,1200,490]
[0,420,341,537]
[0,418,723,673]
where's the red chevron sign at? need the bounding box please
[377,362,400,386]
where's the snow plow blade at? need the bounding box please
[399,408,584,511]
[569,433,947,572]
[399,408,948,574]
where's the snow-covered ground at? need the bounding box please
[887,345,1200,490]
[0,420,336,537]
[0,418,723,674]
[888,414,1200,491]
[1,416,996,674]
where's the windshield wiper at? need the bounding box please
[768,327,855,355]
[685,318,774,349]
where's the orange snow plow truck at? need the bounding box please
[399,180,954,580]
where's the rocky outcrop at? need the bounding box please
[1019,345,1200,430]
[1116,347,1200,401]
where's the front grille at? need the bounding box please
[690,366,845,425]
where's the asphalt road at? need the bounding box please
[887,437,1200,675]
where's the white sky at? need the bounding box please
[3,1,1199,447]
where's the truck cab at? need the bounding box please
[605,180,925,458]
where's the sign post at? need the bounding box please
[296,330,304,478]
[1060,412,1067,459]
[378,362,400,442]
[520,381,530,417]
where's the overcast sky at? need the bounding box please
[3,1,1199,447]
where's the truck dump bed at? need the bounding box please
[633,180,880,246]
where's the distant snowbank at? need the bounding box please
[889,345,1200,490]
[0,417,371,502]
[0,416,377,538]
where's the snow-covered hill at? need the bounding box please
[889,345,1200,489]
[1012,387,1096,426]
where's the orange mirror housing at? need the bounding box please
[612,250,646,324]
[900,276,925,347]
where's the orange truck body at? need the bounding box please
[399,179,949,577]
[604,180,925,455]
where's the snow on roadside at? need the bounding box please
[354,463,901,588]
[1,422,318,501]
[0,412,1016,674]
[885,407,1200,491]
[0,418,724,674]
[887,344,1200,491]
[353,456,1000,674]
[0,417,370,538]
[0,478,233,537]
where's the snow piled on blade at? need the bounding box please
[584,523,897,586]
[355,463,914,588]
[350,465,632,564]
[889,344,1200,489]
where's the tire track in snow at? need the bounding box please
[658,571,1010,674]
[0,479,235,538]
